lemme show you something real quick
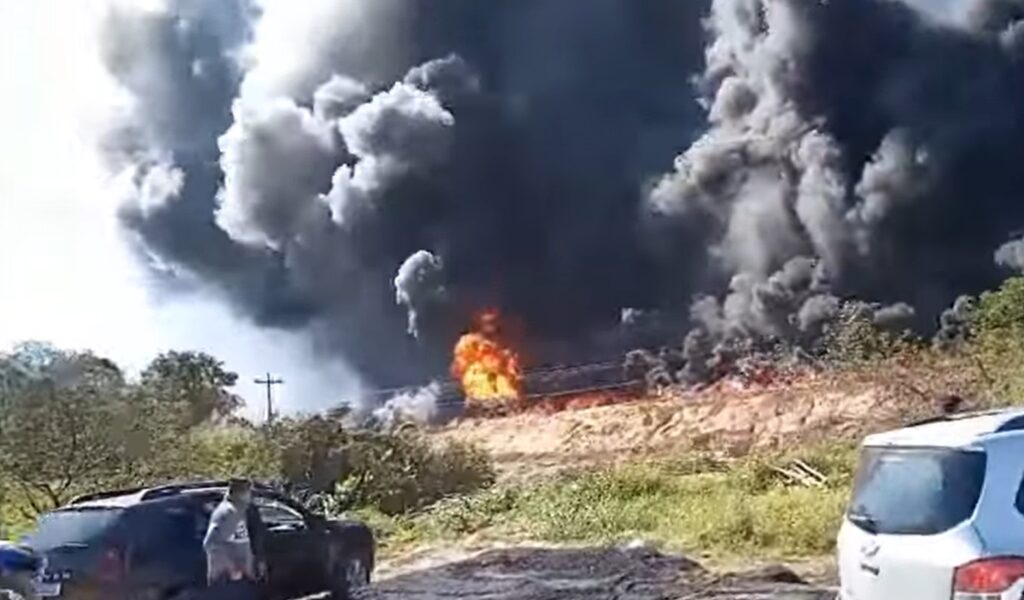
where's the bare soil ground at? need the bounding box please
[352,546,833,600]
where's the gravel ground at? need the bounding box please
[341,547,834,600]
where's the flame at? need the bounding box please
[451,309,523,403]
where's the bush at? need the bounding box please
[182,426,281,481]
[426,487,520,535]
[266,415,495,516]
[971,277,1024,404]
[822,303,918,368]
[336,433,496,515]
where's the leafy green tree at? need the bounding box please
[141,351,242,426]
[0,347,181,514]
[969,277,1024,403]
[182,425,280,481]
[973,277,1024,335]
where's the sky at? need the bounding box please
[0,0,360,419]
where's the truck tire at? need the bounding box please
[328,522,375,599]
[0,574,38,600]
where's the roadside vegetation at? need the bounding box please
[4,275,1024,562]
[361,442,857,561]
[0,345,493,537]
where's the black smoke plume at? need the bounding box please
[100,0,1024,394]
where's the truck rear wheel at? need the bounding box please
[328,542,373,599]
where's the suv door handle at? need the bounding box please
[859,562,880,576]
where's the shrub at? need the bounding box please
[426,487,520,535]
[182,425,280,481]
[822,303,918,368]
[971,277,1024,404]
[336,433,496,515]
[263,415,495,516]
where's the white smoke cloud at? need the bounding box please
[114,160,186,219]
[239,0,412,103]
[324,81,455,225]
[651,0,849,281]
[794,131,850,271]
[216,98,337,249]
[313,74,370,122]
[995,237,1024,270]
[849,130,932,250]
[394,250,446,338]
[371,381,441,428]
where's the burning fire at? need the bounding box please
[451,309,523,404]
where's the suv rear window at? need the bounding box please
[27,508,123,551]
[848,446,985,536]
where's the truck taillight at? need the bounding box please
[954,557,1024,596]
[94,548,124,584]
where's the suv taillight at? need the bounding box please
[954,557,1024,596]
[94,548,124,584]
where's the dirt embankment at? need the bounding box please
[432,373,921,478]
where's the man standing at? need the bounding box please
[203,479,262,598]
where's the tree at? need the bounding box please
[969,277,1024,403]
[0,347,179,514]
[141,351,242,426]
[973,277,1024,336]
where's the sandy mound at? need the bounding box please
[431,373,917,478]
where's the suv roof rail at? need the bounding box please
[140,480,275,501]
[904,407,1024,429]
[995,414,1024,433]
[69,480,275,506]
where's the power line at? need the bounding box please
[358,356,635,400]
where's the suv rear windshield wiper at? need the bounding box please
[848,511,879,534]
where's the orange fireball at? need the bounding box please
[451,309,523,403]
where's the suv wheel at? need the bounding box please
[329,552,371,599]
[345,556,369,589]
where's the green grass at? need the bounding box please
[360,442,858,561]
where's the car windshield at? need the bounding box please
[848,446,986,536]
[26,508,123,551]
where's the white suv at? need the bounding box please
[837,407,1024,600]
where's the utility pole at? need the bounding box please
[254,372,284,425]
